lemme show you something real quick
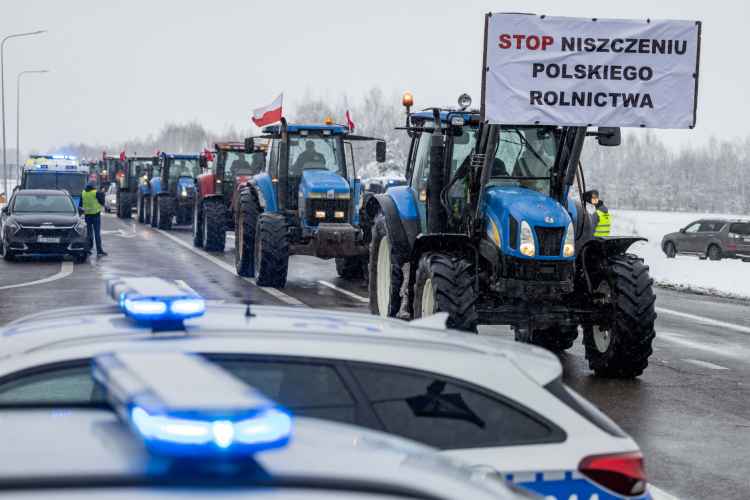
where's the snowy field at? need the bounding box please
[611,209,750,300]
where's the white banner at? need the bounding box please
[484,14,701,129]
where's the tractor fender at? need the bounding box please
[577,236,647,293]
[245,178,269,212]
[365,194,412,264]
[251,173,278,212]
[195,173,215,198]
[366,192,420,246]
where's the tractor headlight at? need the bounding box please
[181,187,188,197]
[519,220,535,257]
[563,222,575,257]
[74,219,86,236]
[315,211,326,218]
[334,211,345,218]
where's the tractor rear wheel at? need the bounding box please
[513,325,579,352]
[157,196,172,230]
[254,212,289,287]
[121,197,132,219]
[235,187,259,276]
[412,252,478,332]
[368,210,405,318]
[192,186,204,247]
[336,256,365,279]
[202,197,226,252]
[136,196,145,223]
[583,253,656,378]
[148,196,157,228]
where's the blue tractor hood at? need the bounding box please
[482,187,573,260]
[177,177,195,197]
[298,169,350,197]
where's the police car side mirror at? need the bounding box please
[244,138,254,154]
[596,127,621,147]
[376,141,386,163]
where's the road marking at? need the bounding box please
[174,280,224,304]
[658,331,743,358]
[656,307,750,334]
[318,280,369,303]
[648,484,680,500]
[683,359,729,370]
[154,229,306,307]
[0,261,74,290]
[101,229,134,238]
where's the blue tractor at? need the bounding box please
[235,119,386,286]
[149,153,206,230]
[366,95,656,378]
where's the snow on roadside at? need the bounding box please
[610,209,750,300]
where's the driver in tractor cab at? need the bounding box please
[292,140,325,175]
[512,129,554,195]
[230,153,253,176]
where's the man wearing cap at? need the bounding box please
[80,178,108,256]
[589,190,611,238]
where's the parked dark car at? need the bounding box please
[662,219,750,261]
[1,189,88,262]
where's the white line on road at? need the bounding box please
[657,331,744,358]
[155,229,306,307]
[0,261,74,290]
[174,280,224,304]
[318,280,369,303]
[682,359,729,370]
[656,307,750,334]
[648,484,681,500]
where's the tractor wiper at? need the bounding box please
[512,127,551,170]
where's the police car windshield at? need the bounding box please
[12,193,75,213]
[289,134,345,177]
[24,172,87,198]
[451,125,557,196]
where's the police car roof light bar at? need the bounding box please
[106,277,206,330]
[91,351,293,458]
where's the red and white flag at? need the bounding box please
[344,96,355,131]
[202,140,214,161]
[252,93,283,127]
[119,150,126,161]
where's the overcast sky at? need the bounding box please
[0,0,741,155]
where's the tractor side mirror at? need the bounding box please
[244,138,254,154]
[200,156,208,170]
[376,141,386,163]
[597,127,621,147]
[583,190,599,204]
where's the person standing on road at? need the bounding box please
[590,190,611,237]
[81,178,108,256]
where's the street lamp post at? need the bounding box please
[16,70,49,170]
[2,30,46,197]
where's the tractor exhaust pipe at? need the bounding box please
[564,126,587,187]
[277,117,288,211]
[474,124,500,221]
[427,109,445,234]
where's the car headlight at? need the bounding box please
[6,219,21,235]
[74,219,86,236]
[519,220,535,257]
[563,222,575,257]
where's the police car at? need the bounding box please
[0,279,531,500]
[0,278,650,500]
[21,155,89,210]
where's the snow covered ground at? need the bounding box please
[611,209,750,300]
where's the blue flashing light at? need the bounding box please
[388,179,394,185]
[107,277,205,323]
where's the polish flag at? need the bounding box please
[119,150,126,161]
[252,93,283,127]
[344,96,355,131]
[102,150,106,161]
[202,140,213,161]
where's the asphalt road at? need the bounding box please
[1,212,748,500]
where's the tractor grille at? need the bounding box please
[16,227,77,238]
[508,216,518,249]
[308,199,349,226]
[534,226,564,256]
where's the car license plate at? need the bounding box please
[37,236,60,243]
[743,237,750,243]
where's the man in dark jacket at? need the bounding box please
[80,178,108,256]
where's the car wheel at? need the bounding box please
[73,252,88,263]
[708,244,721,261]
[665,241,676,258]
[2,241,16,261]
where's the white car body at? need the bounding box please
[104,183,117,212]
[0,304,650,500]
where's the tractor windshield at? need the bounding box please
[288,133,345,177]
[224,151,265,179]
[130,159,149,177]
[168,159,201,183]
[451,125,558,196]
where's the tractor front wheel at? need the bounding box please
[235,187,259,276]
[192,186,204,247]
[202,197,226,252]
[148,196,157,228]
[254,212,289,287]
[583,253,656,378]
[336,256,365,279]
[513,325,579,352]
[412,252,478,332]
[157,196,172,230]
[368,210,405,318]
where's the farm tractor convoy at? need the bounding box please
[364,93,657,378]
[116,156,154,219]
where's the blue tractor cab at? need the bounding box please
[234,118,386,285]
[366,94,655,379]
[149,153,207,230]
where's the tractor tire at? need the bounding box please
[336,256,365,279]
[137,195,146,223]
[368,210,407,318]
[254,212,289,287]
[665,242,676,258]
[513,325,579,352]
[202,197,226,252]
[235,187,260,276]
[156,196,172,230]
[149,196,157,228]
[708,244,722,261]
[412,252,478,332]
[583,253,656,378]
[192,186,204,247]
[121,198,132,219]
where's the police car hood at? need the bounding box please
[0,410,514,499]
[9,212,80,226]
[299,169,349,197]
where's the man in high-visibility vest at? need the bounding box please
[81,178,108,256]
[590,190,611,237]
